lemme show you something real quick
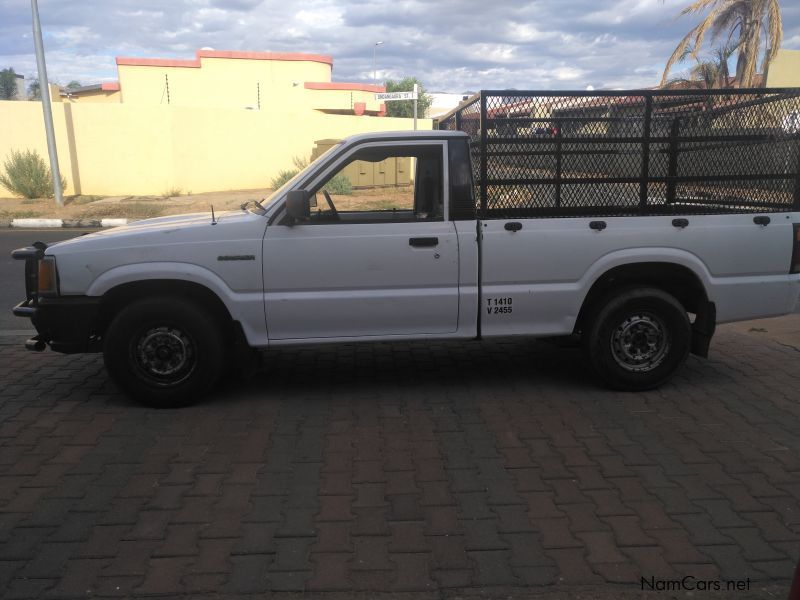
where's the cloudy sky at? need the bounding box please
[1,0,799,92]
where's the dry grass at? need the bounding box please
[0,188,271,221]
[0,209,40,220]
[325,186,414,212]
[0,185,421,222]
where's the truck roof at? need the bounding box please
[342,130,468,144]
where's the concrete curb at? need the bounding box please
[4,218,129,229]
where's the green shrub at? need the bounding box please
[270,168,299,189]
[270,155,310,189]
[0,149,67,199]
[162,187,182,198]
[323,174,353,195]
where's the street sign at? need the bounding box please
[376,84,419,131]
[375,91,418,101]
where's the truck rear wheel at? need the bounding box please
[103,297,224,407]
[585,287,691,391]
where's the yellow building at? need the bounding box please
[766,49,800,88]
[64,49,387,116]
[1,49,432,196]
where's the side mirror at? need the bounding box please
[285,190,310,223]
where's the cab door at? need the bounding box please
[262,141,460,341]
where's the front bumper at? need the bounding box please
[12,242,101,354]
[14,296,102,353]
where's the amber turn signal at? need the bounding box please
[37,257,58,296]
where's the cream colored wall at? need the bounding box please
[766,49,800,87]
[0,100,432,196]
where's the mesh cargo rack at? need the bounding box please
[436,89,800,219]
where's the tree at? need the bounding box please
[665,43,735,88]
[27,79,41,100]
[0,68,18,100]
[383,77,432,119]
[65,80,82,90]
[661,0,783,88]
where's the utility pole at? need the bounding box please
[31,0,64,207]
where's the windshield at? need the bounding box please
[260,143,343,210]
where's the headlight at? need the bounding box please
[37,256,59,297]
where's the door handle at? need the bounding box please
[505,222,523,232]
[753,216,770,226]
[409,237,439,247]
[589,221,607,231]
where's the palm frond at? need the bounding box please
[662,27,704,85]
[764,0,783,63]
[709,3,744,42]
[665,0,784,88]
[690,4,730,60]
[679,0,721,16]
[661,3,729,85]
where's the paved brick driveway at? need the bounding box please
[1,316,800,599]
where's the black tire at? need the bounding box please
[585,286,691,391]
[103,296,224,407]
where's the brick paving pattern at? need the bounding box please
[1,316,799,598]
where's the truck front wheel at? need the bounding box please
[103,297,224,407]
[585,287,691,391]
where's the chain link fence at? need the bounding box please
[437,89,800,219]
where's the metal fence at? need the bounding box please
[437,89,800,219]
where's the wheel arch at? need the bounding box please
[97,279,238,343]
[85,262,266,346]
[575,261,716,357]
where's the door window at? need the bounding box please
[302,145,443,224]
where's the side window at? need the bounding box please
[307,145,443,224]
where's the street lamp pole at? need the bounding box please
[31,0,63,207]
[372,41,383,84]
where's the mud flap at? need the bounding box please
[691,301,716,358]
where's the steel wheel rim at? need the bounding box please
[610,312,670,373]
[132,325,196,386]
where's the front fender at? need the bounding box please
[86,262,267,346]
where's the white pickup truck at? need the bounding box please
[12,89,800,406]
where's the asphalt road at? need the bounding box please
[0,229,97,334]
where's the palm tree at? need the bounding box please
[665,43,734,88]
[661,0,783,88]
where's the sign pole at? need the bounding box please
[31,0,64,207]
[413,83,418,131]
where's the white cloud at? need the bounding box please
[581,0,685,26]
[466,44,517,63]
[51,26,99,45]
[553,66,586,81]
[507,23,556,43]
[0,0,797,92]
[294,7,344,29]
